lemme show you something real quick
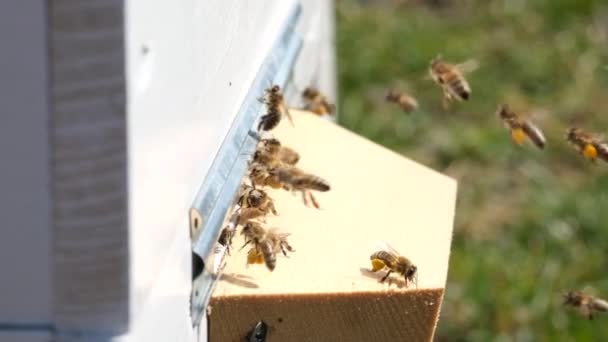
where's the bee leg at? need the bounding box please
[280,242,295,256]
[239,239,252,251]
[301,190,310,207]
[308,192,321,209]
[270,202,278,215]
[441,91,451,110]
[284,107,295,127]
[380,270,392,283]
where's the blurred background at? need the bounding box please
[336,0,608,340]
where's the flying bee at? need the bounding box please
[275,166,331,209]
[566,128,608,163]
[563,290,608,320]
[370,241,417,287]
[241,222,294,271]
[258,85,294,131]
[253,138,300,167]
[385,89,419,113]
[429,55,477,108]
[302,86,335,116]
[497,104,546,149]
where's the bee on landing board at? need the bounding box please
[563,290,608,320]
[385,89,419,113]
[566,128,608,163]
[428,55,477,109]
[253,138,300,168]
[236,185,277,223]
[249,163,283,189]
[497,104,546,149]
[274,166,331,209]
[302,86,335,116]
[241,222,294,271]
[258,85,293,131]
[370,241,417,288]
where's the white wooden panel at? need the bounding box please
[0,1,52,324]
[125,0,299,338]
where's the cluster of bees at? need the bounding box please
[217,85,331,272]
[216,83,419,287]
[387,55,608,318]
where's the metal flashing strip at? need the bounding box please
[189,3,303,328]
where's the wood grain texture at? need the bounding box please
[209,111,457,341]
[211,290,443,342]
[49,0,128,334]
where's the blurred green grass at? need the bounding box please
[336,0,608,340]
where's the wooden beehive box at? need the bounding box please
[209,111,457,341]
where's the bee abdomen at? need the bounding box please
[447,77,470,100]
[258,110,281,131]
[260,240,276,271]
[370,251,391,262]
[294,176,331,192]
[596,143,608,162]
[523,122,546,149]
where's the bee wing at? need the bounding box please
[375,240,401,256]
[522,120,546,149]
[456,59,479,74]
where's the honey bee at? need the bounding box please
[275,166,331,209]
[370,241,417,287]
[241,222,294,271]
[563,290,608,320]
[236,187,277,225]
[253,138,300,167]
[385,89,419,113]
[302,86,335,116]
[429,55,477,108]
[497,104,546,149]
[566,128,608,163]
[249,163,283,189]
[258,85,294,131]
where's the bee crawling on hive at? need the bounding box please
[241,222,294,271]
[562,290,608,320]
[236,184,278,225]
[258,85,293,131]
[249,163,284,189]
[369,241,417,288]
[253,138,300,168]
[385,88,419,114]
[428,55,478,109]
[566,127,608,163]
[301,86,336,116]
[497,104,546,149]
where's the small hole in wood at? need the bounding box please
[277,317,283,323]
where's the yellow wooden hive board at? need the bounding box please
[209,110,457,342]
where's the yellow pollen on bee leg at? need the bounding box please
[583,144,598,161]
[247,249,264,265]
[371,258,386,272]
[511,128,527,145]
